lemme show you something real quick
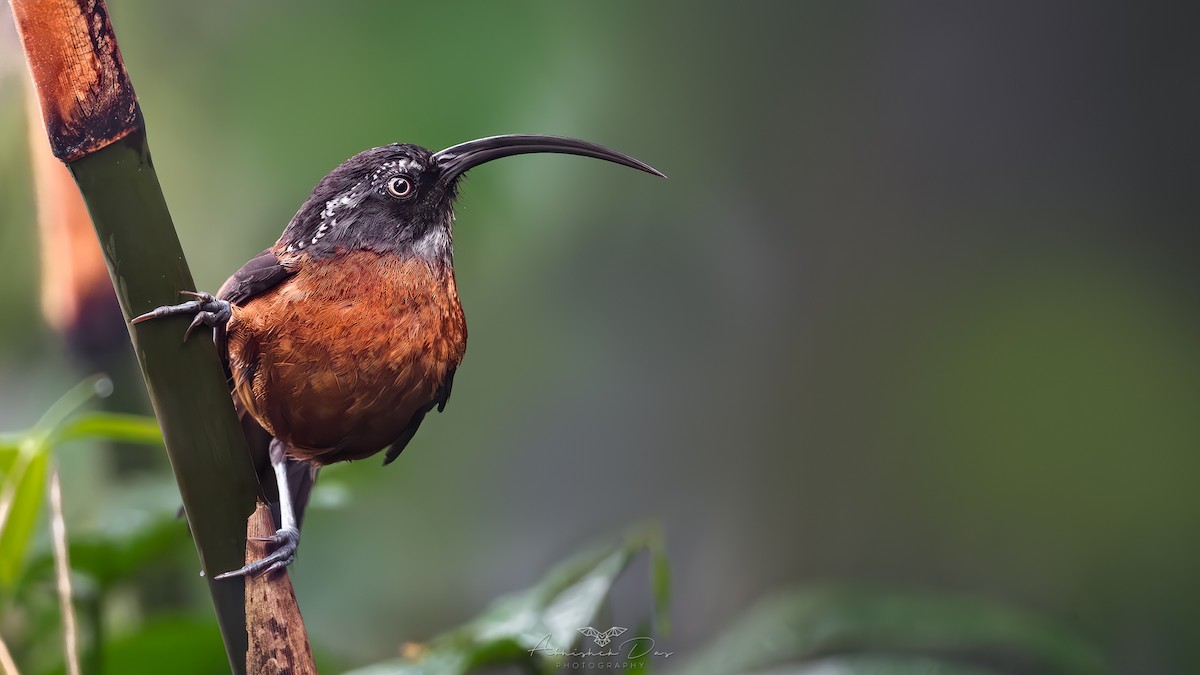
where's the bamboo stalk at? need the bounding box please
[245,503,315,674]
[8,1,309,672]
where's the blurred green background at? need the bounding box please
[1,1,1198,673]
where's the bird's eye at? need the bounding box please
[386,176,413,198]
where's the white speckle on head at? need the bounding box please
[303,179,369,249]
[369,159,421,186]
[282,154,428,254]
[321,187,361,222]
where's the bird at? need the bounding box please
[131,134,663,578]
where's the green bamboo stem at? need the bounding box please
[9,0,270,671]
[69,132,261,672]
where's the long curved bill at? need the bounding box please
[433,134,666,186]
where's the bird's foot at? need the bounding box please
[214,526,300,579]
[131,291,231,342]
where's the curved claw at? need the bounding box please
[131,290,231,343]
[214,527,300,580]
[183,314,208,343]
[131,299,204,325]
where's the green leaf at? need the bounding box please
[33,375,112,436]
[0,447,48,588]
[346,526,670,675]
[0,441,18,475]
[0,382,162,592]
[469,543,628,651]
[672,585,1111,675]
[53,411,164,446]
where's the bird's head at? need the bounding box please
[277,134,664,266]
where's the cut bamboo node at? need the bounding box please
[10,0,143,162]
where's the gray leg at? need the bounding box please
[215,439,301,579]
[131,291,231,342]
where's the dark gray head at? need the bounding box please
[277,134,664,267]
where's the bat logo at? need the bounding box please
[578,626,627,647]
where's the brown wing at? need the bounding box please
[217,248,294,307]
[212,248,294,381]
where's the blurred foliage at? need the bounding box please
[1,380,678,674]
[342,534,1110,675]
[0,435,47,588]
[347,526,668,675]
[0,378,190,675]
[0,388,1111,673]
[674,586,1110,675]
[0,377,145,588]
[40,617,226,675]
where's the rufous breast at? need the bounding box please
[225,249,466,463]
